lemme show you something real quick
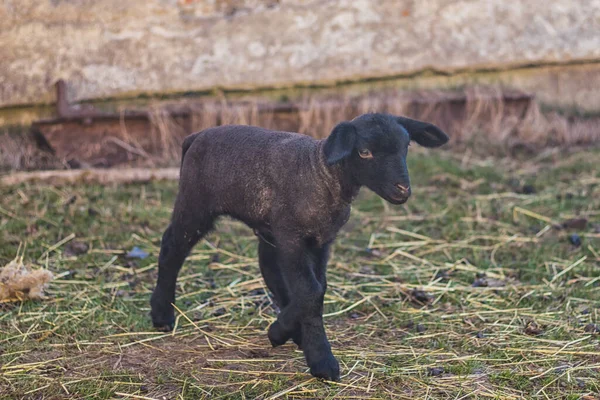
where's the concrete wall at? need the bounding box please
[1,0,600,108]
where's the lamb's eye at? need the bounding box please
[358,149,373,159]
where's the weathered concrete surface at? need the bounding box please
[1,0,600,107]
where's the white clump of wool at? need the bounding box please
[0,258,53,301]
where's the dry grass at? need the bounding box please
[0,168,179,187]
[152,87,600,167]
[296,87,600,148]
[1,147,599,399]
[120,87,598,169]
[0,127,63,172]
[3,86,599,171]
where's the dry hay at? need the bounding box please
[126,87,600,166]
[0,149,598,398]
[3,85,599,171]
[0,167,179,186]
[0,257,54,302]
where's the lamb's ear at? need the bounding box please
[397,117,449,148]
[323,122,357,165]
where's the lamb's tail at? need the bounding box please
[181,132,200,163]
[179,132,202,177]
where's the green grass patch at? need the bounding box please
[1,148,599,399]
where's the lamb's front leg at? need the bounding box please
[267,237,339,381]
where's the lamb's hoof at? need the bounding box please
[267,321,289,347]
[150,306,175,332]
[153,320,175,332]
[150,292,175,332]
[309,355,340,382]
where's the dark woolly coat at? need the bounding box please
[178,126,356,246]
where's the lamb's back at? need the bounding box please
[179,125,319,222]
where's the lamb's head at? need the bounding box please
[323,113,449,205]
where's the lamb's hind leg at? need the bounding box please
[151,205,214,331]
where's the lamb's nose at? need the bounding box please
[396,184,410,194]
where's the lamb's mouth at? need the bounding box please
[386,193,410,205]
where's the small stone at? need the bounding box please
[410,289,432,304]
[521,185,536,194]
[524,321,543,336]
[416,323,427,333]
[212,308,226,317]
[472,277,488,287]
[583,323,600,333]
[476,331,485,339]
[568,234,582,247]
[349,312,360,319]
[248,348,270,358]
[64,241,89,257]
[428,367,444,377]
